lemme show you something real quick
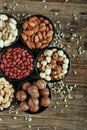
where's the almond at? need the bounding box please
[44,19,49,24]
[35,35,39,43]
[42,31,46,40]
[46,26,49,32]
[36,42,42,49]
[47,30,53,37]
[47,36,52,43]
[23,22,28,29]
[23,30,34,36]
[40,17,44,21]
[38,32,43,40]
[26,40,35,49]
[40,44,49,49]
[29,16,37,21]
[40,23,46,27]
[33,25,38,33]
[21,33,27,41]
[31,34,35,43]
[28,21,36,27]
[39,25,46,32]
[36,18,41,24]
[42,40,47,44]
[49,23,53,30]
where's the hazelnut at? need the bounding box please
[40,87,50,97]
[16,90,27,101]
[36,79,46,89]
[40,97,50,107]
[28,98,39,107]
[58,56,64,61]
[22,82,31,91]
[51,59,56,64]
[38,55,44,61]
[28,85,39,98]
[54,65,62,73]
[20,101,29,111]
[29,105,39,112]
[52,52,58,60]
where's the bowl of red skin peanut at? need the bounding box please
[21,14,55,51]
[0,45,35,82]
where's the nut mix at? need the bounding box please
[0,47,33,80]
[16,79,51,113]
[0,14,18,48]
[37,48,70,81]
[0,77,14,111]
[21,15,54,49]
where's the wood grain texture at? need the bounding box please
[0,0,87,130]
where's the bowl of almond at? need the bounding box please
[36,47,70,82]
[0,13,20,48]
[21,14,55,50]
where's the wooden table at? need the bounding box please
[0,0,87,130]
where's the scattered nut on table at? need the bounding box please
[37,48,70,81]
[0,14,18,48]
[0,77,14,111]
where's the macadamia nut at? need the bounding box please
[45,68,51,75]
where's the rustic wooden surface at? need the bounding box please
[0,0,87,130]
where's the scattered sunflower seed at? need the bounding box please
[73,70,77,75]
[28,125,32,128]
[42,0,46,2]
[13,116,17,120]
[28,117,32,122]
[25,116,28,121]
[67,22,70,26]
[65,104,68,107]
[65,0,69,2]
[37,129,40,130]
[72,54,76,58]
[43,5,47,9]
[0,118,2,122]
[54,12,58,16]
[53,126,57,129]
[74,84,77,88]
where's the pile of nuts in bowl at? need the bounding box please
[21,15,54,49]
[37,48,70,81]
[16,79,51,113]
[0,14,18,48]
[0,77,14,111]
[0,47,34,80]
[0,13,70,113]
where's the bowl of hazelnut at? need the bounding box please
[21,14,55,50]
[36,47,70,82]
[0,77,14,111]
[0,13,21,48]
[16,79,51,114]
[0,45,34,81]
